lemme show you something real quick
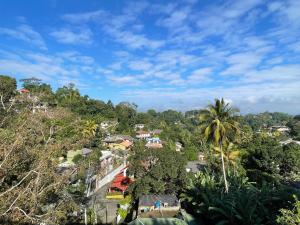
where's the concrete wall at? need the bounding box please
[88,161,126,197]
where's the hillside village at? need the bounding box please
[1,75,300,225]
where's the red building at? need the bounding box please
[107,168,133,199]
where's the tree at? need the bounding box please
[214,142,241,175]
[82,120,98,138]
[181,171,299,225]
[277,195,300,225]
[0,108,88,224]
[128,142,187,197]
[0,75,16,110]
[199,98,240,192]
[241,134,283,184]
[281,143,300,174]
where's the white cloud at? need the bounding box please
[0,24,47,50]
[221,51,265,76]
[128,60,152,71]
[62,10,106,23]
[50,28,93,45]
[107,75,141,86]
[187,68,212,83]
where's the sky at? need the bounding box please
[0,0,299,114]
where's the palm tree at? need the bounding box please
[199,98,240,192]
[214,142,241,176]
[82,120,98,138]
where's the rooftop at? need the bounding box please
[129,218,187,225]
[139,195,179,207]
[186,161,206,173]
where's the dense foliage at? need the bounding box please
[1,75,299,225]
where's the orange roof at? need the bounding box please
[145,143,163,149]
[19,88,30,93]
[120,140,133,148]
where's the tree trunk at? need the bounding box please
[220,143,229,193]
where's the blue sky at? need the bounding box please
[0,0,299,113]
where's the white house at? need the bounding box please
[135,124,145,130]
[136,130,151,139]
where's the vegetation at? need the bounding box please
[1,75,299,225]
[199,98,240,192]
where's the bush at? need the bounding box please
[277,195,300,225]
[181,172,299,225]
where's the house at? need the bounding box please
[18,88,30,94]
[106,168,132,199]
[99,150,114,174]
[100,121,109,129]
[145,137,163,149]
[108,140,133,151]
[175,142,183,152]
[270,125,290,133]
[135,124,145,130]
[136,130,151,139]
[138,195,180,217]
[198,152,205,162]
[150,129,163,135]
[59,148,93,167]
[103,134,134,145]
[186,161,206,173]
[279,139,300,145]
[82,148,93,156]
[100,120,118,130]
[120,140,133,149]
[128,218,188,225]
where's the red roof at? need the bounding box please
[109,171,132,192]
[19,88,30,93]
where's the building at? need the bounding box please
[135,124,145,130]
[136,130,151,139]
[18,88,30,94]
[106,168,132,199]
[145,137,163,149]
[138,195,180,217]
[198,152,205,162]
[108,140,133,151]
[100,120,118,130]
[150,129,163,135]
[103,134,134,145]
[59,148,93,167]
[186,161,206,173]
[175,142,183,152]
[99,150,114,174]
[129,218,188,225]
[270,125,290,133]
[279,138,300,145]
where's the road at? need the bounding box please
[88,183,119,224]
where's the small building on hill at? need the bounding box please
[103,134,134,145]
[18,88,30,94]
[150,129,163,136]
[138,195,180,217]
[128,218,188,225]
[175,142,183,152]
[108,140,133,151]
[136,130,151,139]
[145,137,163,149]
[106,168,132,199]
[135,124,145,130]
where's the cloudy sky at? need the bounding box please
[0,0,299,113]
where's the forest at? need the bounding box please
[1,75,300,225]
